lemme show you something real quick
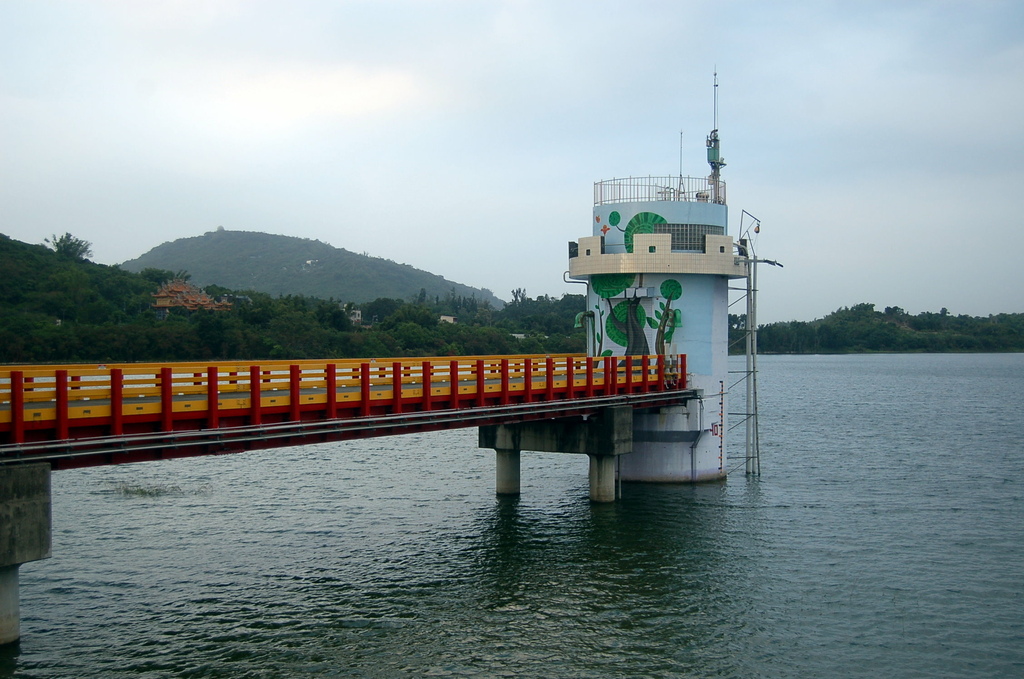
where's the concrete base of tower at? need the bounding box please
[619,405,726,483]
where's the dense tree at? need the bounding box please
[361,297,403,325]
[379,303,437,330]
[44,233,93,261]
[756,304,1024,354]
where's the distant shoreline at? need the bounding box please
[732,304,1024,354]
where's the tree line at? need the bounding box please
[733,303,1024,354]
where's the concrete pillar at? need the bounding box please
[0,464,52,646]
[0,565,18,645]
[481,407,632,502]
[588,454,617,503]
[495,449,521,496]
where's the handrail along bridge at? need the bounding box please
[1,353,692,470]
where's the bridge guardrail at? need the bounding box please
[1,354,687,447]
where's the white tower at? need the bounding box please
[567,128,746,482]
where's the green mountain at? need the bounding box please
[0,231,584,363]
[120,229,502,307]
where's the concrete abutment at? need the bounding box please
[0,463,52,645]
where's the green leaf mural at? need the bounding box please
[591,273,635,299]
[660,278,682,301]
[624,212,666,253]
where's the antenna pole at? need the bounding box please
[679,130,684,178]
[706,70,725,204]
[713,69,719,130]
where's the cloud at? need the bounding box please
[1,0,1022,320]
[94,0,246,30]
[155,61,430,138]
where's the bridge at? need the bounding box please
[1,353,698,642]
[1,353,691,469]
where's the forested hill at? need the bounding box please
[120,229,502,307]
[751,303,1024,353]
[0,232,583,364]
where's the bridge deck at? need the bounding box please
[1,354,690,469]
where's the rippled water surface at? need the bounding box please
[2,353,1022,678]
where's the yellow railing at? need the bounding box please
[1,354,686,441]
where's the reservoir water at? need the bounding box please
[2,353,1022,678]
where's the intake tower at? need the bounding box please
[567,128,747,481]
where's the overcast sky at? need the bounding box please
[2,0,1022,322]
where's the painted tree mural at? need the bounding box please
[607,297,651,356]
[588,219,683,357]
[590,273,635,355]
[623,212,667,253]
[651,278,683,355]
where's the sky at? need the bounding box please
[1,0,1022,323]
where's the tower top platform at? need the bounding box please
[594,176,726,206]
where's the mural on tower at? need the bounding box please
[654,278,683,355]
[587,210,684,357]
[590,273,683,358]
[623,211,666,253]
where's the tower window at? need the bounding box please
[654,223,725,252]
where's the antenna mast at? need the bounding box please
[706,71,726,204]
[713,68,719,129]
[679,130,684,179]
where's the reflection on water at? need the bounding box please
[4,354,1024,678]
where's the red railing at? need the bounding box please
[1,354,687,451]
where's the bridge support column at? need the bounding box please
[479,406,632,503]
[0,464,51,646]
[0,566,17,645]
[495,449,521,496]
[588,455,617,503]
